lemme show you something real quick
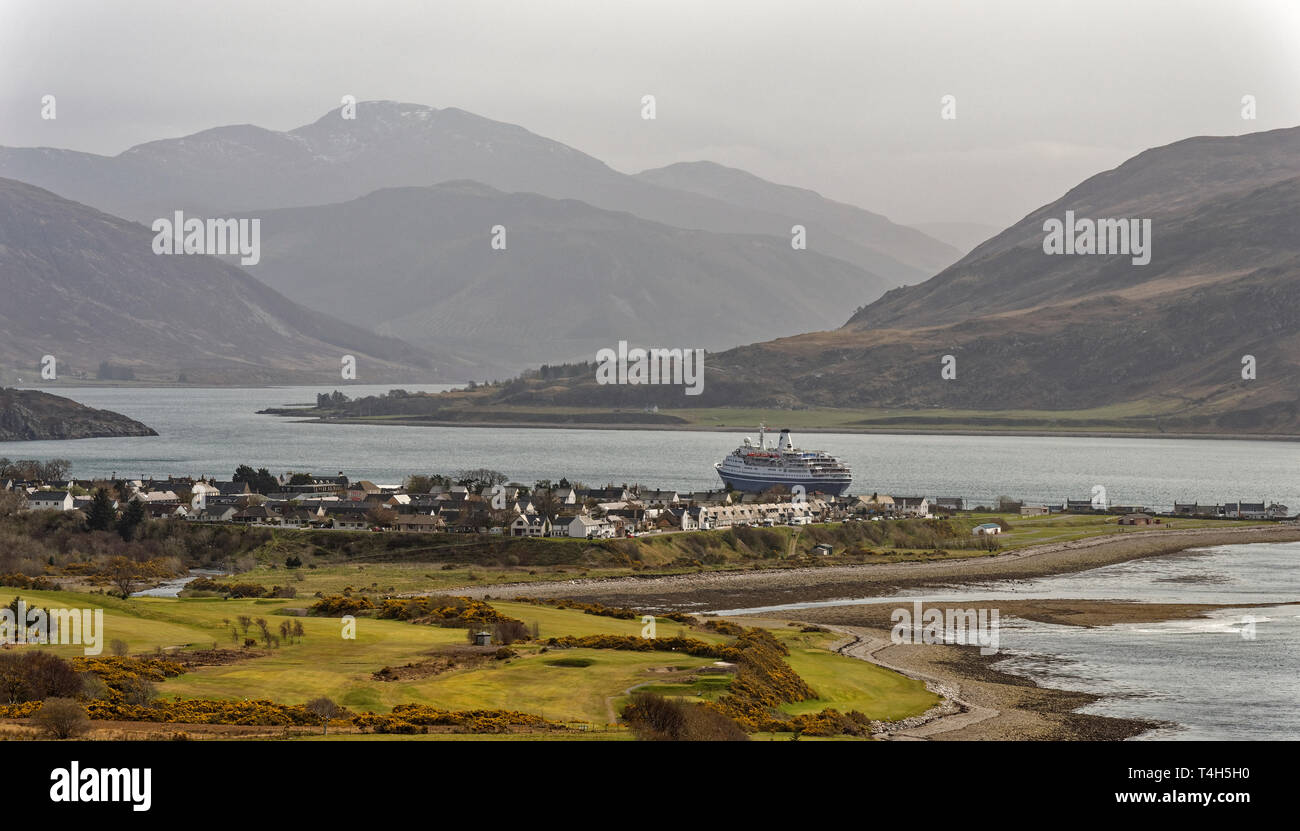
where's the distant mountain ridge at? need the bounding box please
[0,178,440,384]
[0,100,955,287]
[634,160,960,279]
[234,180,897,372]
[911,221,1002,255]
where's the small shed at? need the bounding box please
[1118,513,1158,526]
[472,631,492,646]
[973,523,1002,536]
[812,543,834,556]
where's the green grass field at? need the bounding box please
[777,631,939,720]
[0,590,932,734]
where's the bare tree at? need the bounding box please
[255,618,271,647]
[0,490,27,517]
[306,697,340,735]
[105,556,147,599]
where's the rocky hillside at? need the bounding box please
[457,127,1300,434]
[0,388,157,441]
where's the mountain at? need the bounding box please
[0,387,156,441]
[463,127,1300,434]
[911,221,1002,255]
[0,178,439,384]
[234,181,891,372]
[852,126,1300,331]
[0,101,953,286]
[634,161,960,281]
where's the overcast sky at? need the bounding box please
[2,0,1298,227]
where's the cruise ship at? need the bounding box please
[715,425,852,496]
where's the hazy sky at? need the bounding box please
[2,0,1298,227]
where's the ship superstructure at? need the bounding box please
[715,425,852,496]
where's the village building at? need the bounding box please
[27,490,74,511]
[510,514,552,537]
[853,493,895,515]
[563,515,614,538]
[893,496,931,518]
[393,514,446,533]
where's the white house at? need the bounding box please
[510,514,551,537]
[27,491,73,511]
[973,522,1002,536]
[186,505,237,523]
[190,482,221,502]
[564,515,613,538]
[677,507,701,531]
[893,497,931,518]
[132,490,180,505]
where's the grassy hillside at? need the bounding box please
[0,588,936,737]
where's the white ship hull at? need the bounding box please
[715,427,852,497]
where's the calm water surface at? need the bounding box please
[7,386,1299,511]
[717,543,1300,740]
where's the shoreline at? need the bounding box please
[817,622,1163,740]
[281,414,1300,442]
[461,523,1300,611]
[778,595,1300,740]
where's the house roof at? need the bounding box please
[396,515,443,526]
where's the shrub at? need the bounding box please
[0,651,84,704]
[622,692,747,741]
[34,697,89,739]
[308,594,376,616]
[493,619,529,645]
[353,704,561,734]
